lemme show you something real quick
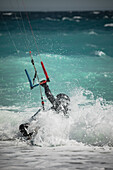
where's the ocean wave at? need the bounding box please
[104,23,113,27]
[45,17,60,21]
[104,15,109,19]
[73,16,82,19]
[62,17,73,21]
[69,88,113,146]
[89,31,97,35]
[62,16,82,22]
[2,12,12,16]
[95,50,106,57]
[0,88,113,147]
[93,11,100,15]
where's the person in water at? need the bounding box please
[19,80,70,139]
[40,80,70,114]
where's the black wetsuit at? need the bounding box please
[44,85,60,110]
[44,84,70,114]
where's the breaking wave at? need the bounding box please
[0,88,113,147]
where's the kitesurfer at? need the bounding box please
[19,81,70,139]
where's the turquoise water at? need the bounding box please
[0,11,113,147]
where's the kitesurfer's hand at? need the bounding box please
[40,80,47,87]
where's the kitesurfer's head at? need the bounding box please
[56,93,70,115]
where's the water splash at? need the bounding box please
[69,88,113,146]
[1,88,113,147]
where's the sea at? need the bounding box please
[0,11,113,170]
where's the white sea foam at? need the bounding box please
[62,17,73,21]
[73,16,82,19]
[104,23,113,27]
[45,17,60,21]
[93,11,100,15]
[1,88,113,147]
[104,15,109,19]
[69,88,113,146]
[75,20,80,22]
[89,31,97,35]
[2,12,12,16]
[95,50,106,57]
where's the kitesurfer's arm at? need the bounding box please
[40,80,70,114]
[40,80,56,105]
